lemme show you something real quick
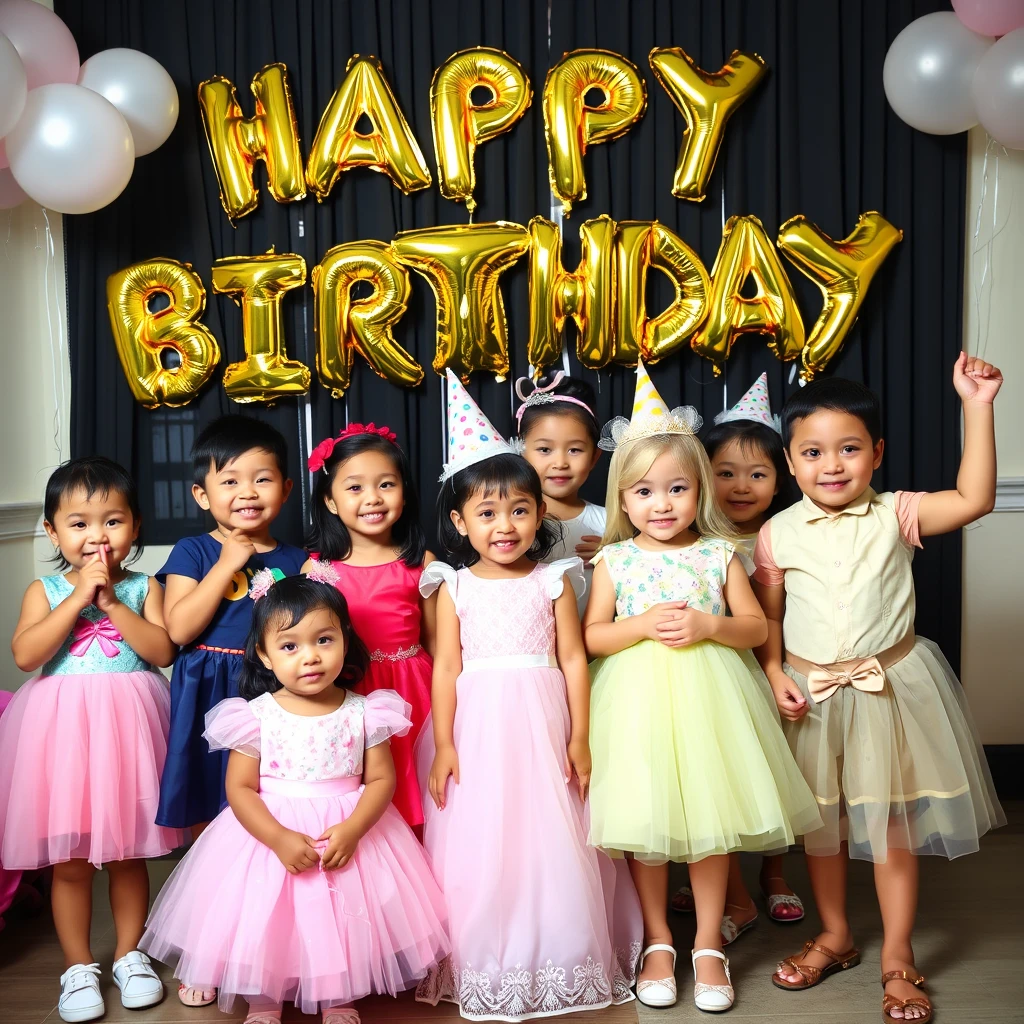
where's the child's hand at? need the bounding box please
[72,551,110,609]
[218,528,257,572]
[655,605,715,647]
[574,535,602,564]
[272,829,320,874]
[565,735,592,800]
[953,351,1003,405]
[318,821,360,870]
[428,744,460,810]
[769,670,809,722]
[93,546,119,612]
[638,601,689,641]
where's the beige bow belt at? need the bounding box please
[785,632,916,703]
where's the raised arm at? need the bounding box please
[554,580,591,799]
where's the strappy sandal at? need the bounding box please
[721,903,758,946]
[882,970,932,1023]
[760,877,805,922]
[772,939,861,990]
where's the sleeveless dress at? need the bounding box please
[415,559,642,1022]
[318,558,432,827]
[141,690,450,1014]
[156,534,306,828]
[0,572,182,869]
[588,539,821,864]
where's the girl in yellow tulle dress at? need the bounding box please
[583,363,820,1014]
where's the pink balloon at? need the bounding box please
[0,0,78,90]
[0,165,27,208]
[952,0,1024,38]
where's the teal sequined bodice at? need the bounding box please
[40,571,155,675]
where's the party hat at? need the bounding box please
[440,370,516,480]
[599,359,702,451]
[714,372,781,434]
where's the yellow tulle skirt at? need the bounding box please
[589,639,822,865]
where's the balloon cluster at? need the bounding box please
[0,0,178,213]
[884,6,1024,149]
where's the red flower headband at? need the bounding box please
[307,422,398,472]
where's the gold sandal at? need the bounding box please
[882,970,932,1023]
[772,939,861,990]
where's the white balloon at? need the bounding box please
[6,83,134,215]
[972,27,1024,150]
[883,12,993,135]
[0,31,27,138]
[78,47,178,157]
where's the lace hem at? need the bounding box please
[415,943,641,1021]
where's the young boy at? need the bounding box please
[155,415,305,1008]
[753,354,1005,1023]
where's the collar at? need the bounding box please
[797,487,877,523]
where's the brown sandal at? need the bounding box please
[882,970,932,1023]
[772,939,861,990]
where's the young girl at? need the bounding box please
[584,363,820,1013]
[416,374,642,1020]
[762,356,1006,1023]
[516,372,605,615]
[141,572,450,1024]
[0,457,180,1023]
[671,374,805,939]
[303,422,434,830]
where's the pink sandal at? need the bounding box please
[178,983,217,1007]
[760,878,805,923]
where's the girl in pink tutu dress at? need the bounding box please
[141,572,450,1024]
[0,457,180,1023]
[303,422,436,831]
[415,375,642,1022]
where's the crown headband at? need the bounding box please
[514,372,596,427]
[598,406,704,452]
[307,422,398,473]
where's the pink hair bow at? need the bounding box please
[70,616,122,658]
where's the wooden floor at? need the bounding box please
[2,804,1021,1023]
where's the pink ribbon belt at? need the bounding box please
[70,616,122,658]
[786,632,916,703]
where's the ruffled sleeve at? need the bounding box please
[363,689,413,749]
[202,697,261,759]
[419,560,458,600]
[542,557,586,600]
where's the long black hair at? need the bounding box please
[238,575,370,700]
[436,453,558,568]
[306,433,426,567]
[702,419,795,520]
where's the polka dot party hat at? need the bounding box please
[440,369,516,481]
[713,372,782,434]
[598,359,702,451]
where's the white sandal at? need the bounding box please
[635,943,677,1007]
[692,948,734,1013]
[58,963,104,1023]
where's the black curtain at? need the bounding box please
[57,0,965,667]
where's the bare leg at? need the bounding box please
[106,859,150,959]
[51,859,97,968]
[723,853,757,929]
[760,852,804,919]
[689,855,730,988]
[189,820,211,841]
[627,860,674,983]
[876,849,929,1021]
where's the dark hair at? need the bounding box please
[516,374,599,447]
[782,377,882,447]
[238,575,369,700]
[306,433,425,567]
[436,454,557,568]
[702,420,794,519]
[44,456,143,569]
[192,415,289,487]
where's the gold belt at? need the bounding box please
[785,632,915,703]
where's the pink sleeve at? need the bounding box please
[752,522,785,586]
[893,490,925,549]
[203,698,261,758]
[364,689,413,749]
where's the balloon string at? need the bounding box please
[41,208,65,462]
[970,134,1010,363]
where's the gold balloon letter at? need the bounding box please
[211,251,310,404]
[690,215,805,374]
[527,214,616,372]
[391,222,530,382]
[306,55,431,201]
[107,259,221,408]
[649,47,767,202]
[543,49,647,215]
[778,212,903,381]
[312,241,421,397]
[198,63,306,222]
[431,47,531,214]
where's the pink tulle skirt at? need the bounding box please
[141,776,450,1014]
[0,671,182,869]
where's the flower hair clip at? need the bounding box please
[305,560,341,586]
[307,422,399,472]
[248,568,278,602]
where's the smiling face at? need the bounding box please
[450,486,545,568]
[521,412,600,509]
[193,447,292,535]
[257,606,347,698]
[620,451,699,547]
[326,448,404,541]
[786,409,884,512]
[711,438,778,529]
[44,486,140,573]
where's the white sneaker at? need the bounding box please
[635,943,677,1007]
[691,948,734,1012]
[111,950,164,1009]
[58,963,104,1023]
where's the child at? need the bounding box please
[761,354,1005,1024]
[584,363,820,1013]
[303,422,435,830]
[415,372,642,1021]
[156,415,305,1008]
[141,572,450,1023]
[671,374,805,938]
[0,457,180,1023]
[517,372,605,615]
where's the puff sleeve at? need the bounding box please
[363,689,414,749]
[542,557,586,601]
[202,697,261,759]
[419,560,459,601]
